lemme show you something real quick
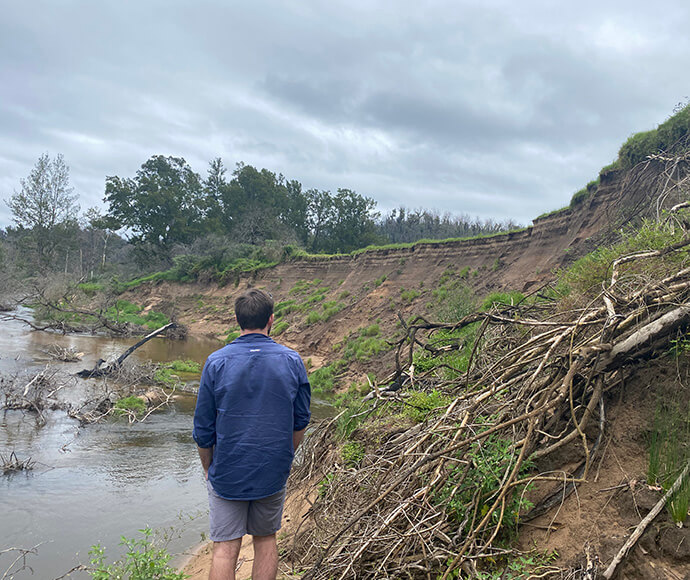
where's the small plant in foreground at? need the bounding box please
[89,527,187,579]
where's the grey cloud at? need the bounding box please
[1,0,689,228]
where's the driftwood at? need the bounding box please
[1,451,35,474]
[290,202,690,579]
[77,322,176,378]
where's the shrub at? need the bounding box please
[403,390,451,422]
[306,311,322,325]
[434,436,534,540]
[309,361,346,394]
[341,441,365,467]
[89,527,187,580]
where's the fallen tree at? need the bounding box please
[289,210,690,578]
[77,322,176,378]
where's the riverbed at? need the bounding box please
[0,310,332,578]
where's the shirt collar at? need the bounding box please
[235,333,273,342]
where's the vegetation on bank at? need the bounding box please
[89,527,186,580]
[32,297,169,331]
[295,211,690,578]
[535,101,690,221]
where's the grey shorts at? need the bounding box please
[207,480,286,542]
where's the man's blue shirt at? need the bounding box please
[193,333,311,500]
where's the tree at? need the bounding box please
[307,188,380,253]
[104,155,204,261]
[5,153,80,268]
[203,157,228,232]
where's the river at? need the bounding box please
[0,309,332,578]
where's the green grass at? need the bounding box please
[534,206,569,220]
[413,323,480,380]
[272,320,289,335]
[619,103,690,168]
[224,328,241,343]
[341,326,390,362]
[341,441,365,467]
[77,282,104,296]
[166,359,201,373]
[647,393,690,525]
[402,390,451,422]
[105,300,170,330]
[400,288,420,303]
[556,219,689,299]
[306,311,322,325]
[118,256,278,291]
[114,395,146,417]
[274,300,297,318]
[481,291,525,310]
[308,360,346,394]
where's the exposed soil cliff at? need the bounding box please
[127,159,683,373]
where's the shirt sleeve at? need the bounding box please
[193,359,217,448]
[293,357,311,431]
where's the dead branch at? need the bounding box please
[77,322,176,378]
[602,460,690,579]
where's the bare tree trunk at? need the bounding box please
[77,322,176,378]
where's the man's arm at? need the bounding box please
[293,428,306,451]
[197,446,214,479]
[193,360,217,478]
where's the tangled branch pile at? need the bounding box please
[290,215,690,578]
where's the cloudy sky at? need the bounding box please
[1,0,688,228]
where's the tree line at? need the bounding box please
[1,153,520,280]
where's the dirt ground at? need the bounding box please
[520,358,690,579]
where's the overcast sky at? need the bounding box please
[1,0,688,229]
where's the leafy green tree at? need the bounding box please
[104,156,204,260]
[223,163,292,244]
[307,188,380,253]
[306,189,336,251]
[329,188,380,252]
[203,157,228,232]
[5,153,80,268]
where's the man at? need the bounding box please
[193,288,311,580]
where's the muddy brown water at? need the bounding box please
[0,309,334,578]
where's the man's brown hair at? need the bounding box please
[235,288,274,330]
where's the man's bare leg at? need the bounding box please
[209,538,242,580]
[252,533,278,580]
